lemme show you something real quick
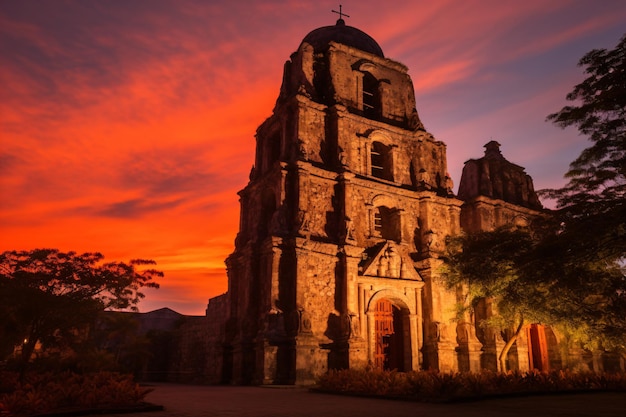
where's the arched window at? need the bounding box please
[363,72,380,119]
[371,141,393,181]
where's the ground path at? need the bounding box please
[92,383,626,417]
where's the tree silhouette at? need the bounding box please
[0,249,161,375]
[544,33,626,265]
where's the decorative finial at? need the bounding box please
[332,4,350,25]
[484,140,503,158]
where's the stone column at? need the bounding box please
[516,327,530,371]
[463,312,485,372]
[592,350,605,374]
[358,283,366,339]
[296,163,311,237]
[231,343,244,385]
[413,286,424,368]
[389,143,399,183]
[466,337,484,372]
[260,238,286,384]
[338,172,357,243]
[495,335,506,372]
[344,245,362,321]
[270,239,282,312]
[354,71,365,112]
[409,314,420,371]
[343,245,368,370]
[367,311,376,366]
[258,339,278,385]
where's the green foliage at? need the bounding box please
[316,369,626,402]
[442,228,537,321]
[441,227,545,341]
[0,249,162,372]
[443,223,626,352]
[442,228,542,370]
[0,371,152,416]
[543,33,625,265]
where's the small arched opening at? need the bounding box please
[373,206,401,242]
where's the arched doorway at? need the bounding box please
[373,299,405,371]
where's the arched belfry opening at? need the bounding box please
[362,72,380,119]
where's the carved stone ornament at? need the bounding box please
[360,241,422,280]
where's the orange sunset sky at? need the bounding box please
[1,0,625,315]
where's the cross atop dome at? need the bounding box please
[332,4,350,25]
[300,7,384,58]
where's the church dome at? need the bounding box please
[300,19,384,58]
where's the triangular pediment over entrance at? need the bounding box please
[360,241,422,280]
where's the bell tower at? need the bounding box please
[224,16,465,384]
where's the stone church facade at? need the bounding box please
[202,18,620,385]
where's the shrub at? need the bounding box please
[316,369,626,402]
[0,371,152,416]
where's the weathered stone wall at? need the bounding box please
[460,196,539,233]
[300,247,338,340]
[168,316,210,383]
[458,141,542,210]
[294,101,327,166]
[202,294,228,384]
[300,173,337,239]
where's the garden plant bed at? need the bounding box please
[314,369,626,403]
[0,371,158,417]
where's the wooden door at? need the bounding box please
[373,299,405,371]
[527,323,549,371]
[374,299,394,369]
